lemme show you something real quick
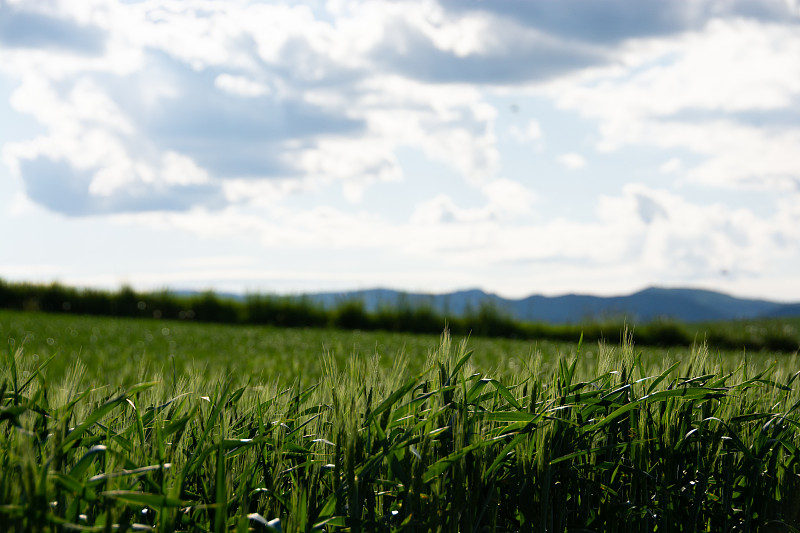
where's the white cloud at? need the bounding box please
[558,152,586,169]
[9,75,131,136]
[410,178,535,225]
[293,137,403,203]
[214,74,271,98]
[544,18,800,191]
[659,157,683,174]
[510,119,543,144]
[352,75,500,183]
[160,151,212,186]
[118,179,799,295]
[174,256,259,269]
[1,0,513,215]
[482,178,537,215]
[403,182,800,291]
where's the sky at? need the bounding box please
[1,0,800,301]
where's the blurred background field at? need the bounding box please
[2,308,797,388]
[0,308,571,385]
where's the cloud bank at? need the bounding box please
[1,0,799,298]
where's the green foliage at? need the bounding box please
[1,322,800,531]
[244,294,328,328]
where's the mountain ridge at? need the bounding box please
[296,286,797,324]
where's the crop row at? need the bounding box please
[2,333,799,532]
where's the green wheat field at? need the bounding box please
[2,309,800,532]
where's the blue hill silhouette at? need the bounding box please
[298,286,797,323]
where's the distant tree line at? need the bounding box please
[0,278,797,352]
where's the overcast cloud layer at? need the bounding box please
[1,0,799,300]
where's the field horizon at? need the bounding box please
[2,279,799,355]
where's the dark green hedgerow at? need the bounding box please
[1,333,799,532]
